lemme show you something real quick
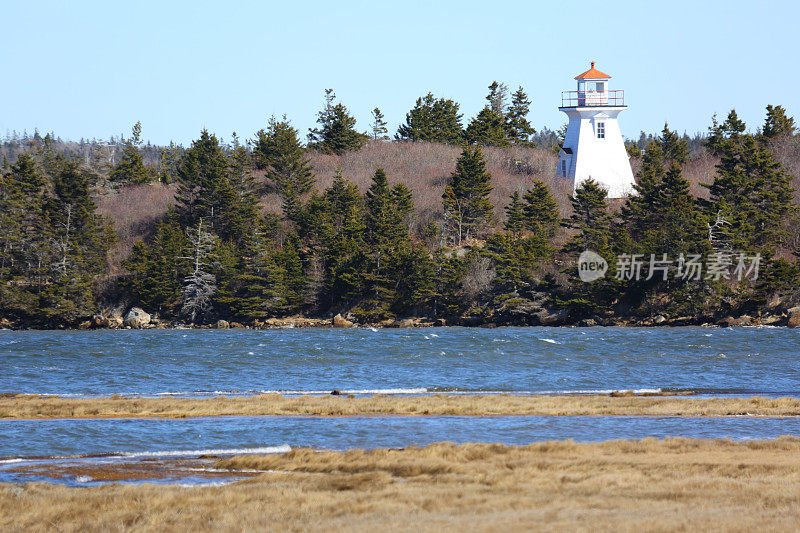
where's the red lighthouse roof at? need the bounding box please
[575,61,611,79]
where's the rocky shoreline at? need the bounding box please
[3,305,800,331]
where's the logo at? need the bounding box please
[578,250,608,282]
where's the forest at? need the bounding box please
[1,83,798,328]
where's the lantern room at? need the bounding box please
[561,61,625,107]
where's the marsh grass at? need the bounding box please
[4,438,800,531]
[3,394,800,419]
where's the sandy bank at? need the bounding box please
[3,393,800,419]
[3,437,800,531]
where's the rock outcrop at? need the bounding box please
[332,314,354,328]
[124,307,151,328]
[788,307,800,328]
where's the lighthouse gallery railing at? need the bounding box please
[560,89,625,107]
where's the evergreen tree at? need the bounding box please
[762,105,796,138]
[522,180,559,238]
[659,123,690,166]
[505,86,536,144]
[563,179,612,254]
[486,81,508,114]
[224,132,260,246]
[307,89,368,154]
[396,93,463,144]
[504,191,525,237]
[365,168,407,246]
[39,158,115,322]
[109,121,150,184]
[464,107,509,147]
[158,141,183,184]
[174,130,237,239]
[254,115,315,221]
[442,146,494,244]
[370,107,389,140]
[122,216,189,314]
[703,132,794,255]
[706,109,746,156]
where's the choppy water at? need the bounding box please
[3,326,800,485]
[2,326,799,396]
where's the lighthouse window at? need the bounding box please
[596,122,605,139]
[561,160,567,176]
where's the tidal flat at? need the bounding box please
[3,438,800,531]
[3,392,800,419]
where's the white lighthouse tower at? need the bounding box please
[556,62,635,198]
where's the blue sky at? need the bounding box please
[1,0,797,146]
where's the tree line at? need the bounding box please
[0,85,797,326]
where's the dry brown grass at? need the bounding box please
[4,437,800,531]
[307,141,565,228]
[3,393,800,419]
[95,183,178,277]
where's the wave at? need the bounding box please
[0,444,292,464]
[119,444,291,458]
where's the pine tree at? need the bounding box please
[370,108,389,141]
[122,216,190,314]
[563,179,612,254]
[486,81,509,115]
[505,86,536,144]
[706,109,746,156]
[174,129,236,238]
[254,115,314,221]
[464,107,509,147]
[442,146,494,244]
[365,168,407,246]
[109,121,150,184]
[522,180,559,238]
[504,191,525,237]
[396,93,463,144]
[762,105,796,139]
[660,123,689,166]
[39,158,115,322]
[307,89,368,154]
[703,132,794,255]
[224,132,260,245]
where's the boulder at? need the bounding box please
[718,316,745,328]
[229,322,245,329]
[91,315,109,328]
[216,319,230,329]
[578,318,596,327]
[788,307,800,328]
[653,315,667,325]
[123,307,151,328]
[394,318,416,328]
[332,313,354,328]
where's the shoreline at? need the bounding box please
[1,309,795,331]
[3,437,800,530]
[4,393,800,419]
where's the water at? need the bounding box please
[3,415,800,460]
[3,326,800,485]
[2,326,799,396]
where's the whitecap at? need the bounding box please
[75,475,93,483]
[120,444,291,458]
[539,338,561,344]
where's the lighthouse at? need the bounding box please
[556,62,635,198]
